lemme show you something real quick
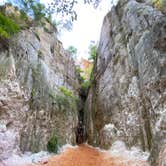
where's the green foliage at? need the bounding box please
[31,88,36,98]
[31,2,46,21]
[88,45,97,61]
[80,69,94,90]
[55,94,71,109]
[8,0,47,22]
[151,0,166,12]
[6,0,104,30]
[47,0,77,22]
[0,3,30,29]
[76,66,83,74]
[20,9,29,21]
[48,87,78,112]
[75,66,84,82]
[0,27,9,38]
[59,86,74,98]
[47,133,58,153]
[38,50,43,58]
[5,2,12,6]
[66,46,77,59]
[47,0,101,21]
[81,80,91,90]
[0,13,20,39]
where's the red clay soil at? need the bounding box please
[32,144,148,166]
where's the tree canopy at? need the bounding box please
[66,45,77,59]
[88,44,97,61]
[0,12,20,39]
[6,0,103,30]
[7,0,48,21]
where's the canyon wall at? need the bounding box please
[0,17,79,160]
[85,0,166,165]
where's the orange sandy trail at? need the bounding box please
[31,144,148,166]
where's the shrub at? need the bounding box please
[81,81,91,90]
[0,27,9,38]
[31,2,46,21]
[55,94,70,109]
[59,86,74,98]
[38,50,43,59]
[66,45,77,59]
[20,9,29,21]
[48,87,78,112]
[88,45,97,61]
[0,13,20,39]
[152,0,166,13]
[47,133,58,153]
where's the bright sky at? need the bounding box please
[0,0,119,59]
[40,0,119,59]
[57,0,112,60]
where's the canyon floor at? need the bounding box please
[29,144,149,166]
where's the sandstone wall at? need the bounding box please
[85,0,166,165]
[0,24,79,159]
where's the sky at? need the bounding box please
[0,0,119,59]
[39,0,118,59]
[55,0,113,60]
[55,0,118,60]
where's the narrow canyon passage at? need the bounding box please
[30,144,148,166]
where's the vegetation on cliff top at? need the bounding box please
[152,0,166,12]
[0,12,20,39]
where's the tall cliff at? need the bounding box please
[0,9,79,160]
[85,0,166,165]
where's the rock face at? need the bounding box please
[0,23,79,159]
[85,0,166,165]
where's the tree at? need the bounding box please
[0,13,20,39]
[7,0,47,21]
[66,45,77,59]
[88,44,97,61]
[6,0,105,30]
[47,0,101,21]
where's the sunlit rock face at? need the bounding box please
[0,24,79,159]
[85,0,166,165]
[0,79,26,161]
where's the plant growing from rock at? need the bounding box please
[0,13,20,39]
[47,132,58,153]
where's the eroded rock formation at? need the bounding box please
[0,18,79,160]
[85,0,166,165]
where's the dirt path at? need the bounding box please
[32,144,148,166]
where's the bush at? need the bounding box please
[48,87,78,112]
[152,0,166,13]
[47,133,58,153]
[88,45,97,61]
[66,45,77,59]
[31,2,46,21]
[55,94,70,109]
[81,81,91,90]
[0,13,20,39]
[20,9,29,21]
[59,86,74,98]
